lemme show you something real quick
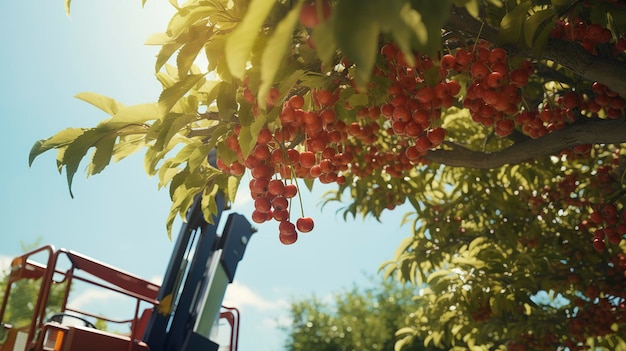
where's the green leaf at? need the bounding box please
[400,4,428,46]
[410,0,450,56]
[497,1,532,45]
[531,16,556,57]
[156,42,186,73]
[311,19,337,70]
[112,136,146,162]
[75,92,124,116]
[347,93,369,108]
[225,0,277,80]
[62,129,110,197]
[395,327,416,337]
[201,183,221,223]
[335,0,380,89]
[166,5,212,40]
[29,128,85,166]
[216,82,237,122]
[98,103,159,129]
[145,32,172,46]
[237,125,256,158]
[523,9,555,50]
[551,0,576,13]
[153,113,197,152]
[185,144,207,174]
[88,134,117,176]
[227,175,239,203]
[205,35,227,73]
[258,2,302,110]
[158,73,206,117]
[166,176,200,237]
[177,25,213,77]
[465,0,480,18]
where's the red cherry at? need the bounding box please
[272,196,289,211]
[486,72,505,88]
[257,128,273,145]
[273,209,290,222]
[593,238,606,252]
[266,87,280,107]
[471,62,490,80]
[268,179,285,196]
[414,136,432,152]
[279,220,297,235]
[299,1,331,28]
[279,232,298,245]
[254,197,272,213]
[296,217,315,233]
[314,89,334,107]
[283,184,298,198]
[299,151,316,168]
[251,210,269,224]
[287,95,305,109]
[427,127,446,146]
[249,177,269,194]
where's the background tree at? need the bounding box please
[0,241,65,329]
[284,276,444,351]
[30,0,626,350]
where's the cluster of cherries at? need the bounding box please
[551,15,626,56]
[566,253,626,348]
[213,1,626,246]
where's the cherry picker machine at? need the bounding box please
[0,190,254,351]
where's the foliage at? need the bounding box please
[284,276,443,351]
[30,0,626,350]
[0,242,65,329]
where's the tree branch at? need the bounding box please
[444,7,626,96]
[425,118,626,169]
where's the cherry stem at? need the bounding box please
[290,167,306,218]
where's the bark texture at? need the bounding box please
[426,118,626,168]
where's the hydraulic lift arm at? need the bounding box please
[142,192,254,351]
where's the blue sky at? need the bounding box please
[0,2,412,350]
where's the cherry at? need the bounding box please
[427,127,446,146]
[279,232,298,245]
[249,177,269,193]
[268,179,285,196]
[251,210,269,224]
[314,89,334,107]
[257,128,273,145]
[283,184,298,198]
[296,217,315,233]
[299,0,331,28]
[266,87,280,107]
[279,220,297,235]
[273,209,290,222]
[299,151,316,168]
[254,197,272,213]
[287,95,305,109]
[272,196,289,212]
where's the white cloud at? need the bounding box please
[233,185,252,207]
[223,282,289,311]
[67,288,123,310]
[150,275,163,286]
[262,314,292,329]
[0,255,12,274]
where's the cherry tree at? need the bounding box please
[31,0,626,349]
